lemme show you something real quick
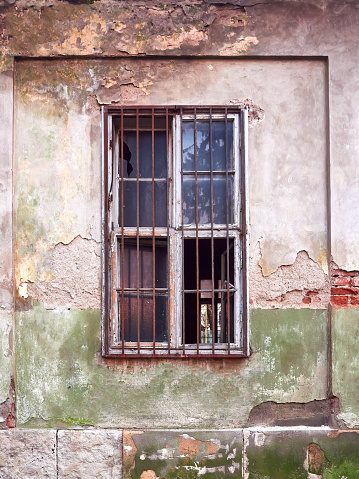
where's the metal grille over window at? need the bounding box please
[102,106,249,358]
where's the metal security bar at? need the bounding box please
[103,106,248,358]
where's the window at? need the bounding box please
[102,106,249,357]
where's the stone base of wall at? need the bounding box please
[1,428,359,478]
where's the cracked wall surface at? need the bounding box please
[0,0,357,434]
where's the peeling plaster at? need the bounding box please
[250,243,330,309]
[27,236,101,310]
[219,36,258,55]
[226,98,265,127]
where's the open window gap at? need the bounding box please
[183,238,234,345]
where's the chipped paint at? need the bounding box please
[219,36,259,55]
[250,243,330,309]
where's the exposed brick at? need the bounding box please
[331,287,359,296]
[331,296,349,307]
[350,296,359,306]
[312,296,321,303]
[348,271,359,277]
[351,277,359,287]
[332,269,359,277]
[332,269,345,277]
[306,291,318,297]
[302,296,311,304]
[333,276,350,286]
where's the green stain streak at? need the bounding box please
[16,305,327,427]
[333,308,359,426]
[250,308,327,401]
[248,432,359,479]
[16,186,46,256]
[0,312,13,403]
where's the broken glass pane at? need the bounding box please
[120,131,167,179]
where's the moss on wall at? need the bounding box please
[333,308,359,427]
[246,430,359,478]
[15,304,327,427]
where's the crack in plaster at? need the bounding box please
[23,235,101,310]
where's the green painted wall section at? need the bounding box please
[0,312,13,404]
[246,430,359,478]
[250,308,328,404]
[333,308,359,428]
[16,305,327,427]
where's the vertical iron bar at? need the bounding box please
[166,108,171,355]
[195,108,199,354]
[181,109,185,354]
[241,108,249,355]
[152,109,156,355]
[136,108,140,354]
[210,109,215,354]
[102,107,109,355]
[120,108,125,355]
[225,109,230,353]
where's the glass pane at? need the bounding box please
[212,121,233,171]
[120,131,167,179]
[182,175,233,225]
[121,292,168,343]
[118,239,168,289]
[119,180,167,227]
[182,120,233,172]
[213,175,234,224]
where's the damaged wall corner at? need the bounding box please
[249,242,330,309]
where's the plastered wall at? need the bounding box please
[0,0,359,431]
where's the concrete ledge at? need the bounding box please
[0,428,358,478]
[0,429,56,478]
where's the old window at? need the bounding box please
[102,106,248,357]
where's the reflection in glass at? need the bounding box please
[183,175,233,225]
[182,120,233,172]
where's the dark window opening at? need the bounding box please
[184,238,234,345]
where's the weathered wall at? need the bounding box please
[0,60,14,426]
[0,0,359,437]
[12,57,329,427]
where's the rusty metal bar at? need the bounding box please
[166,108,171,354]
[136,108,140,354]
[120,108,125,355]
[181,108,185,354]
[152,108,156,355]
[102,107,110,355]
[194,109,200,353]
[241,107,249,355]
[106,105,246,114]
[210,109,215,351]
[225,108,230,352]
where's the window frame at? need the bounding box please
[102,106,249,358]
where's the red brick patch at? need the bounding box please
[331,267,359,308]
